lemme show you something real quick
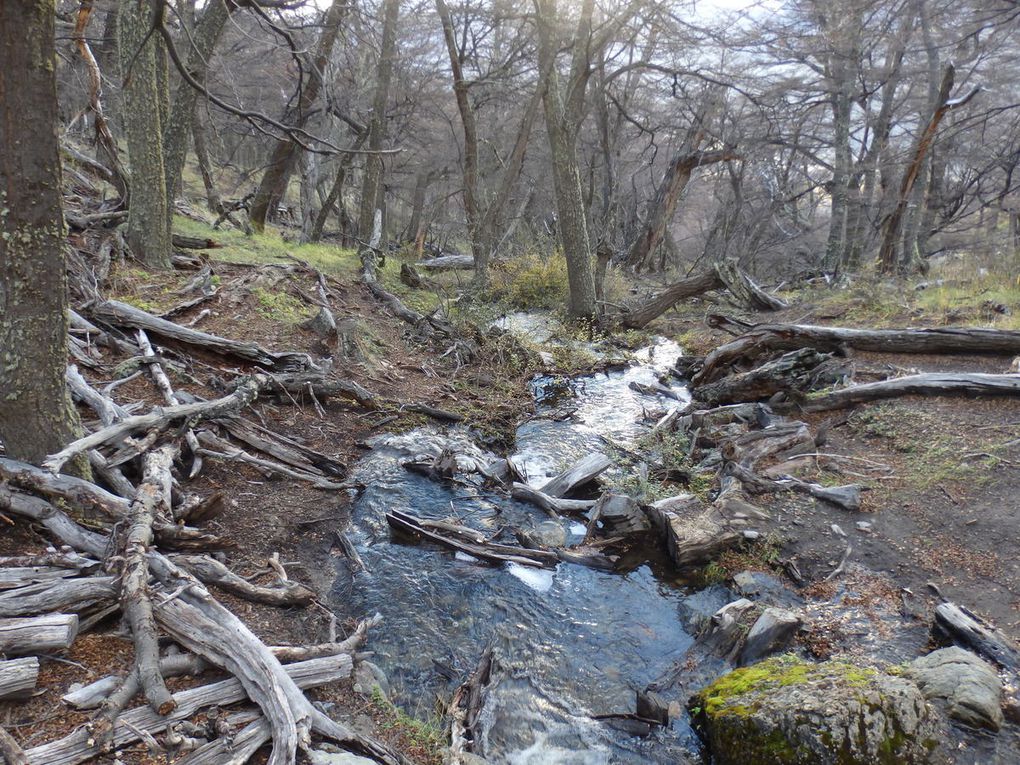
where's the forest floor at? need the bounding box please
[660,274,1020,642]
[5,210,1020,762]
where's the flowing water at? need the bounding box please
[333,315,718,763]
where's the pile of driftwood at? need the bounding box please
[0,248,497,763]
[678,313,1020,411]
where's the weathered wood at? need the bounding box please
[175,715,269,765]
[0,565,91,591]
[0,724,29,765]
[449,645,493,761]
[147,554,403,765]
[934,601,1020,673]
[620,269,723,330]
[0,486,107,558]
[539,453,611,498]
[510,482,597,516]
[695,314,1020,386]
[714,260,788,311]
[0,614,79,656]
[90,300,316,372]
[120,444,177,715]
[41,377,260,474]
[0,657,39,700]
[0,458,128,519]
[195,430,351,490]
[787,373,1020,413]
[415,253,475,271]
[0,577,116,618]
[25,654,355,765]
[587,493,650,537]
[739,608,803,666]
[171,233,221,250]
[727,462,862,511]
[386,510,555,569]
[170,554,316,606]
[692,348,843,406]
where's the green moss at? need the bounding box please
[251,287,312,322]
[696,655,877,718]
[367,687,445,762]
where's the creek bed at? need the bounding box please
[333,330,713,763]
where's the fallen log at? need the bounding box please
[510,482,597,516]
[0,657,39,700]
[25,654,356,765]
[415,254,475,271]
[0,458,128,519]
[0,577,116,618]
[783,372,1020,413]
[120,444,178,715]
[195,430,351,490]
[449,646,493,762]
[0,614,79,656]
[215,416,347,478]
[176,715,268,765]
[0,486,107,557]
[933,601,1020,673]
[90,300,316,372]
[695,314,1020,386]
[539,453,611,498]
[170,554,315,606]
[41,376,260,474]
[147,554,403,765]
[692,348,844,406]
[172,233,221,250]
[387,510,556,568]
[0,565,91,591]
[0,725,28,765]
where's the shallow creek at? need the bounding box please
[333,315,727,763]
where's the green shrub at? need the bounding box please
[490,251,570,309]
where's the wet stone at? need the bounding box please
[905,646,1004,731]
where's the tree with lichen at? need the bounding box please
[118,0,173,269]
[0,0,86,471]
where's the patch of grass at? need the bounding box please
[251,287,312,322]
[368,688,445,765]
[488,250,570,310]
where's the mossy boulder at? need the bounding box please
[690,655,938,765]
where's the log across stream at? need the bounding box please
[333,328,716,763]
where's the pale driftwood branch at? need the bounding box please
[510,482,597,516]
[121,444,178,716]
[0,614,79,656]
[0,459,127,520]
[0,577,116,618]
[26,655,355,765]
[195,430,351,490]
[169,554,316,606]
[41,376,261,474]
[539,453,611,498]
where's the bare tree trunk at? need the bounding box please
[309,134,363,243]
[163,0,231,216]
[191,103,223,214]
[298,151,320,243]
[406,169,433,250]
[118,0,172,269]
[249,0,348,233]
[0,0,86,472]
[357,0,400,242]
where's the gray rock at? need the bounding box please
[308,750,377,765]
[692,656,939,765]
[738,607,803,666]
[353,660,390,699]
[530,519,567,548]
[905,646,1003,731]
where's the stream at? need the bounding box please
[332,315,727,763]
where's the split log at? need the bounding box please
[262,372,381,410]
[120,444,178,715]
[147,554,404,765]
[586,494,650,538]
[0,551,98,570]
[175,715,268,765]
[25,654,357,765]
[696,599,759,661]
[41,376,260,474]
[72,653,210,712]
[727,462,862,511]
[714,261,788,311]
[539,453,611,498]
[0,614,79,656]
[692,348,845,406]
[933,602,1020,673]
[510,482,597,516]
[695,314,1020,387]
[0,657,39,700]
[0,577,116,618]
[0,565,92,591]
[784,373,1020,413]
[386,510,556,568]
[90,300,316,372]
[170,554,315,606]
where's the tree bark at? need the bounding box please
[249,0,349,233]
[118,0,173,269]
[357,0,400,241]
[0,0,87,470]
